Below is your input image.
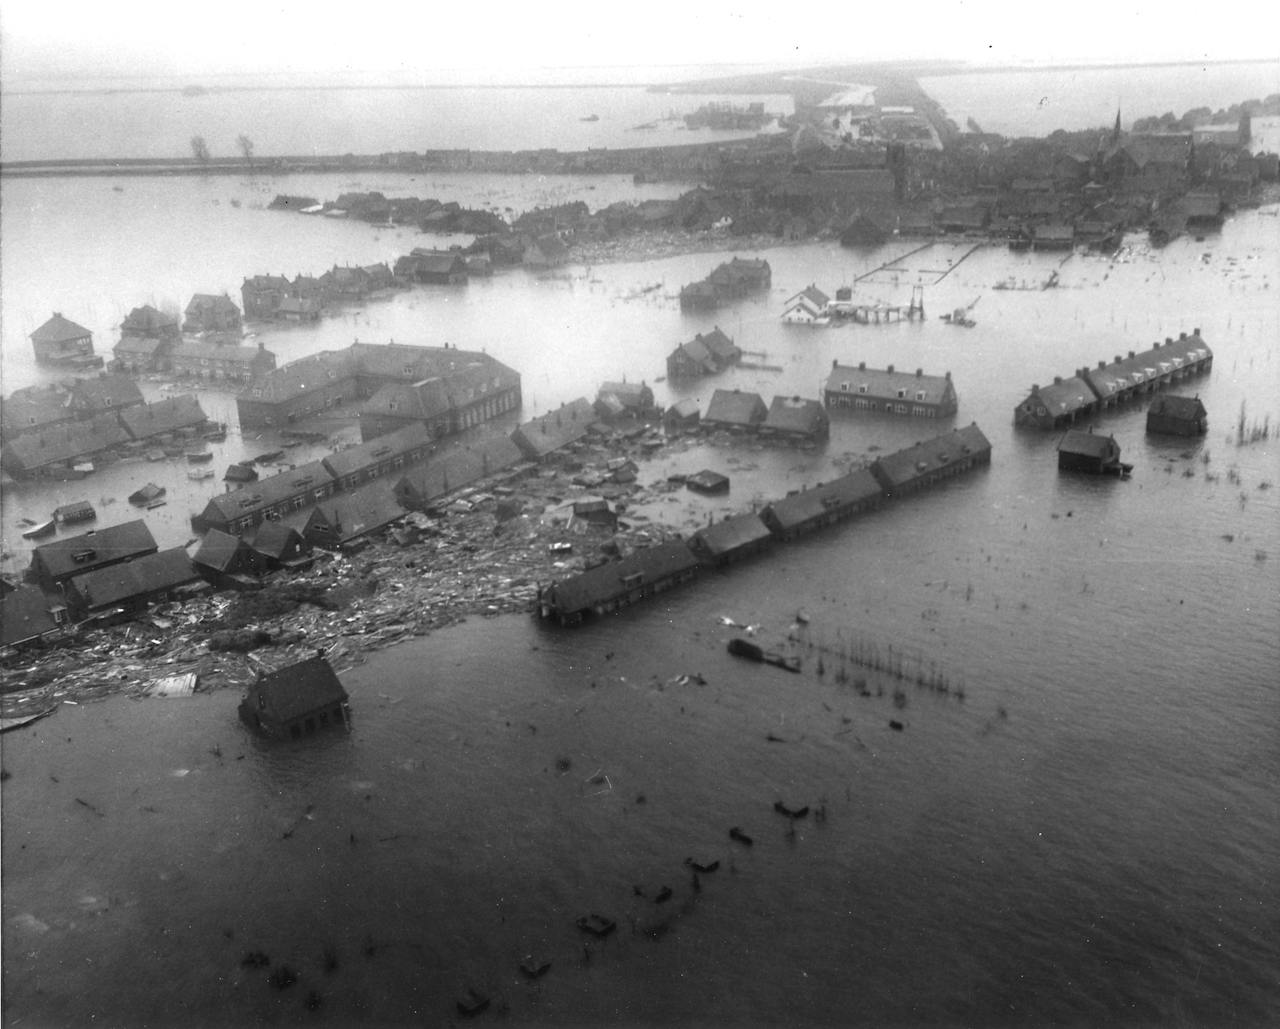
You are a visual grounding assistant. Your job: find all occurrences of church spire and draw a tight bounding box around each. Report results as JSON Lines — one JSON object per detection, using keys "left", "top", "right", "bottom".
{"left": 1112, "top": 106, "right": 1122, "bottom": 144}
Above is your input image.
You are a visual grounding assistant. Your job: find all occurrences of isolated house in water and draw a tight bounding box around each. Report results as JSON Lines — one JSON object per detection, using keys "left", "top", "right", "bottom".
{"left": 1146, "top": 394, "right": 1208, "bottom": 437}
{"left": 1057, "top": 429, "right": 1131, "bottom": 476}
{"left": 30, "top": 313, "right": 101, "bottom": 369}
{"left": 238, "top": 655, "right": 350, "bottom": 740}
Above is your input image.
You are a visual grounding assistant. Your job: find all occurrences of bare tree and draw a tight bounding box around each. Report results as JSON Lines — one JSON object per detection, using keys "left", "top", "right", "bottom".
{"left": 236, "top": 134, "right": 255, "bottom": 169}
{"left": 191, "top": 136, "right": 211, "bottom": 165}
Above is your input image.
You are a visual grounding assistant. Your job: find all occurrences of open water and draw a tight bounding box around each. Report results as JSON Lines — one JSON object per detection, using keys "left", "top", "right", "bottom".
{"left": 2, "top": 72, "right": 1280, "bottom": 1027}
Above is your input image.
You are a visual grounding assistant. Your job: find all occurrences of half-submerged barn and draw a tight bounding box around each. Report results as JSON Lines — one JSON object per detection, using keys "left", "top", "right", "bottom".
{"left": 238, "top": 655, "right": 350, "bottom": 740}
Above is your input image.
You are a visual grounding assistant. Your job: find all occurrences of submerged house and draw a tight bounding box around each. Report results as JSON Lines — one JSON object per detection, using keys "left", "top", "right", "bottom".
{"left": 1, "top": 585, "right": 64, "bottom": 651}
{"left": 870, "top": 423, "right": 993, "bottom": 497}
{"left": 1057, "top": 429, "right": 1131, "bottom": 476}
{"left": 594, "top": 382, "right": 658, "bottom": 422}
{"left": 690, "top": 512, "right": 774, "bottom": 567}
{"left": 1014, "top": 376, "right": 1099, "bottom": 429}
{"left": 703, "top": 389, "right": 767, "bottom": 433}
{"left": 30, "top": 313, "right": 101, "bottom": 369}
{"left": 183, "top": 294, "right": 243, "bottom": 334}
{"left": 536, "top": 542, "right": 700, "bottom": 626}
{"left": 63, "top": 547, "right": 202, "bottom": 620}
{"left": 824, "top": 362, "right": 958, "bottom": 419}
{"left": 1146, "top": 394, "right": 1208, "bottom": 436}
{"left": 760, "top": 468, "right": 884, "bottom": 541}
{"left": 238, "top": 655, "right": 350, "bottom": 740}
{"left": 511, "top": 399, "right": 596, "bottom": 461}
{"left": 27, "top": 520, "right": 158, "bottom": 590}
{"left": 760, "top": 396, "right": 829, "bottom": 442}
{"left": 666, "top": 327, "right": 741, "bottom": 379}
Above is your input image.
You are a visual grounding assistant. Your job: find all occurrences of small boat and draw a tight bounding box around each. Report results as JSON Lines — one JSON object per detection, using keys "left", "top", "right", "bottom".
{"left": 575, "top": 913, "right": 616, "bottom": 938}
{"left": 145, "top": 449, "right": 166, "bottom": 462}
{"left": 187, "top": 467, "right": 215, "bottom": 481}
{"left": 186, "top": 449, "right": 213, "bottom": 463}
{"left": 21, "top": 519, "right": 56, "bottom": 540}
{"left": 253, "top": 450, "right": 284, "bottom": 465}
{"left": 202, "top": 426, "right": 227, "bottom": 442}
{"left": 580, "top": 113, "right": 599, "bottom": 122}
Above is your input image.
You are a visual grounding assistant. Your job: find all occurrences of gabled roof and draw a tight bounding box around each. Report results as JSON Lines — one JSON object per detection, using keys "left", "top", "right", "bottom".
{"left": 0, "top": 585, "right": 60, "bottom": 647}
{"left": 119, "top": 395, "right": 207, "bottom": 439}
{"left": 202, "top": 460, "right": 336, "bottom": 523}
{"left": 698, "top": 327, "right": 738, "bottom": 361}
{"left": 764, "top": 468, "right": 883, "bottom": 531}
{"left": 397, "top": 437, "right": 524, "bottom": 502}
{"left": 1148, "top": 394, "right": 1207, "bottom": 419}
{"left": 786, "top": 286, "right": 830, "bottom": 309}
{"left": 3, "top": 413, "right": 130, "bottom": 470}
{"left": 825, "top": 364, "right": 952, "bottom": 405}
{"left": 1058, "top": 429, "right": 1118, "bottom": 458}
{"left": 193, "top": 529, "right": 251, "bottom": 573}
{"left": 1025, "top": 377, "right": 1096, "bottom": 417}
{"left": 704, "top": 389, "right": 767, "bottom": 427}
{"left": 245, "top": 520, "right": 306, "bottom": 561}
{"left": 250, "top": 656, "right": 348, "bottom": 723}
{"left": 121, "top": 305, "right": 179, "bottom": 334}
{"left": 304, "top": 479, "right": 405, "bottom": 545}
{"left": 69, "top": 375, "right": 144, "bottom": 411}
{"left": 670, "top": 337, "right": 717, "bottom": 374}
{"left": 1081, "top": 332, "right": 1211, "bottom": 399}
{"left": 693, "top": 513, "right": 773, "bottom": 557}
{"left": 872, "top": 424, "right": 992, "bottom": 489}
{"left": 512, "top": 399, "right": 595, "bottom": 459}
{"left": 325, "top": 422, "right": 432, "bottom": 478}
{"left": 66, "top": 547, "right": 198, "bottom": 609}
{"left": 185, "top": 294, "right": 240, "bottom": 316}
{"left": 241, "top": 350, "right": 357, "bottom": 403}
{"left": 763, "top": 396, "right": 828, "bottom": 435}
{"left": 31, "top": 520, "right": 158, "bottom": 581}
{"left": 544, "top": 542, "right": 699, "bottom": 615}
{"left": 30, "top": 313, "right": 92, "bottom": 343}
{"left": 1, "top": 385, "right": 71, "bottom": 434}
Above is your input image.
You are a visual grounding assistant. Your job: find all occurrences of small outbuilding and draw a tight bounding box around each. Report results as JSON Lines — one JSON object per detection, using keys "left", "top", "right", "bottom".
{"left": 1146, "top": 394, "right": 1207, "bottom": 436}
{"left": 238, "top": 655, "right": 350, "bottom": 740}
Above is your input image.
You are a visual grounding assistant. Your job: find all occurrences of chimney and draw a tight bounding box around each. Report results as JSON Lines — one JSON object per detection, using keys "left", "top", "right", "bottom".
{"left": 1128, "top": 350, "right": 1135, "bottom": 359}
{"left": 1098, "top": 360, "right": 1107, "bottom": 370}
{"left": 1192, "top": 327, "right": 1199, "bottom": 336}
{"left": 1031, "top": 384, "right": 1040, "bottom": 394}
{"left": 945, "top": 371, "right": 951, "bottom": 380}
{"left": 916, "top": 368, "right": 923, "bottom": 377}
{"left": 1053, "top": 376, "right": 1062, "bottom": 385}
{"left": 832, "top": 359, "right": 838, "bottom": 368}
{"left": 887, "top": 364, "right": 895, "bottom": 374}
{"left": 858, "top": 361, "right": 866, "bottom": 370}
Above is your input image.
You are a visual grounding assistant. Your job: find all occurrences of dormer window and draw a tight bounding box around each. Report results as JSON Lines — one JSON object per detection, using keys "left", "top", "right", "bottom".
{"left": 857, "top": 384, "right": 868, "bottom": 394}
{"left": 915, "top": 390, "right": 927, "bottom": 401}
{"left": 840, "top": 382, "right": 849, "bottom": 392}
{"left": 896, "top": 388, "right": 907, "bottom": 399}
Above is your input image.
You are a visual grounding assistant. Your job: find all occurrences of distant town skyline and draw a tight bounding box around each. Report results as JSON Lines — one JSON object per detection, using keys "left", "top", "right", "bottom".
{"left": 2, "top": 0, "right": 1276, "bottom": 88}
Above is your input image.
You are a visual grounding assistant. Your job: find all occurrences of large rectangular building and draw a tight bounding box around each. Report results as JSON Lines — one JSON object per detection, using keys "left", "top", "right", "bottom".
{"left": 825, "top": 362, "right": 957, "bottom": 419}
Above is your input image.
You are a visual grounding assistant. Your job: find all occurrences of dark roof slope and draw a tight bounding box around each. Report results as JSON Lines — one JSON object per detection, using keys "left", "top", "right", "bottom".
{"left": 872, "top": 424, "right": 992, "bottom": 490}
{"left": 30, "top": 313, "right": 92, "bottom": 342}
{"left": 31, "top": 520, "right": 158, "bottom": 581}
{"left": 512, "top": 398, "right": 595, "bottom": 459}
{"left": 693, "top": 513, "right": 774, "bottom": 557}
{"left": 66, "top": 547, "right": 199, "bottom": 608}
{"left": 119, "top": 395, "right": 208, "bottom": 439}
{"left": 545, "top": 543, "right": 699, "bottom": 616}
{"left": 764, "top": 468, "right": 883, "bottom": 531}
{"left": 252, "top": 656, "right": 348, "bottom": 723}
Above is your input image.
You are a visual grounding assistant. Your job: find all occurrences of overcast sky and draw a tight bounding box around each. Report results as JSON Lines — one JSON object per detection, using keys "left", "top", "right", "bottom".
{"left": 2, "top": 0, "right": 1277, "bottom": 86}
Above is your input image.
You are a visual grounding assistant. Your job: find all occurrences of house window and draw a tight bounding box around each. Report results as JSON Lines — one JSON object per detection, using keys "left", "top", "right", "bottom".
{"left": 897, "top": 388, "right": 907, "bottom": 399}
{"left": 857, "top": 384, "right": 868, "bottom": 394}
{"left": 840, "top": 382, "right": 849, "bottom": 392}
{"left": 896, "top": 403, "right": 908, "bottom": 414}
{"left": 916, "top": 390, "right": 927, "bottom": 401}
